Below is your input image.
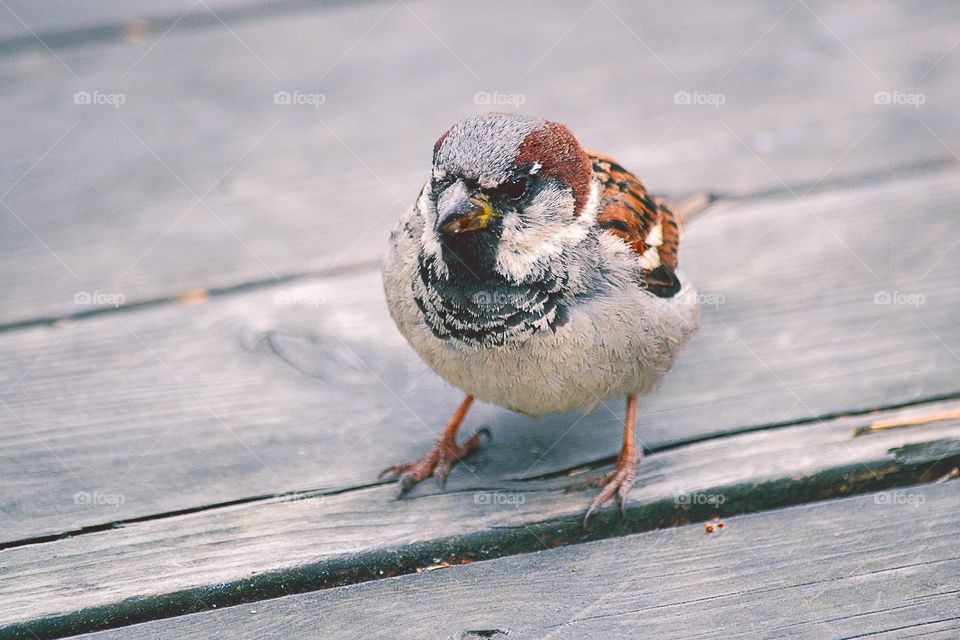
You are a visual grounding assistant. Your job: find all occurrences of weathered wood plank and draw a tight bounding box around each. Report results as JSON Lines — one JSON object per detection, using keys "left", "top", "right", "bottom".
{"left": 1, "top": 0, "right": 958, "bottom": 323}
{"left": 2, "top": 169, "right": 959, "bottom": 543}
{"left": 75, "top": 482, "right": 960, "bottom": 640}
{"left": 2, "top": 400, "right": 959, "bottom": 637}
{"left": 0, "top": 0, "right": 276, "bottom": 44}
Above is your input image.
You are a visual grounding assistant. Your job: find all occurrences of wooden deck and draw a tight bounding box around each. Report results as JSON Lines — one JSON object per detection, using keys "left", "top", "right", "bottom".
{"left": 1, "top": 1, "right": 958, "bottom": 638}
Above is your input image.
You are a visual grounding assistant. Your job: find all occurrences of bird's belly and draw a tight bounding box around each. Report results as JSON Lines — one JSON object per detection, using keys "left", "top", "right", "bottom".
{"left": 412, "top": 291, "right": 699, "bottom": 416}
{"left": 433, "top": 340, "right": 637, "bottom": 416}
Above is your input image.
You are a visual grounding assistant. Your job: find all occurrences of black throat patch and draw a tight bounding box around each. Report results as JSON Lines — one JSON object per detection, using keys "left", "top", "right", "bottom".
{"left": 414, "top": 249, "right": 568, "bottom": 347}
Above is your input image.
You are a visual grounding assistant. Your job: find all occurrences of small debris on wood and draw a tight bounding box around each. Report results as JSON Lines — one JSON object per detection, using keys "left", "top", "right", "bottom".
{"left": 176, "top": 289, "right": 210, "bottom": 305}
{"left": 934, "top": 467, "right": 960, "bottom": 483}
{"left": 705, "top": 517, "right": 725, "bottom": 534}
{"left": 416, "top": 562, "right": 454, "bottom": 573}
{"left": 853, "top": 409, "right": 960, "bottom": 436}
{"left": 122, "top": 19, "right": 150, "bottom": 44}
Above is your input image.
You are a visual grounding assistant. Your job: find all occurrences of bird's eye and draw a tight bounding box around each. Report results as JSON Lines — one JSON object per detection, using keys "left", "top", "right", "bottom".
{"left": 502, "top": 177, "right": 528, "bottom": 201}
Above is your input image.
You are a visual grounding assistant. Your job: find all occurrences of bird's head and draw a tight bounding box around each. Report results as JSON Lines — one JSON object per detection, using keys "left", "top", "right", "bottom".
{"left": 423, "top": 113, "right": 597, "bottom": 283}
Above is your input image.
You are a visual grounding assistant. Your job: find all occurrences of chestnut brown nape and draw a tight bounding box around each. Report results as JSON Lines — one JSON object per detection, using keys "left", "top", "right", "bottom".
{"left": 514, "top": 121, "right": 593, "bottom": 216}
{"left": 433, "top": 128, "right": 451, "bottom": 157}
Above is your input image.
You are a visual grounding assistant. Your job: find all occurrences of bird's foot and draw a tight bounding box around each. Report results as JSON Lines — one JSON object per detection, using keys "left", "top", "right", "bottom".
{"left": 570, "top": 453, "right": 638, "bottom": 526}
{"left": 379, "top": 428, "right": 491, "bottom": 495}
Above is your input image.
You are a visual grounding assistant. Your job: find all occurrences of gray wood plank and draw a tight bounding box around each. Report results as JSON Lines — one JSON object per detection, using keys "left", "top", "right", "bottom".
{"left": 2, "top": 168, "right": 960, "bottom": 543}
{"left": 75, "top": 482, "right": 960, "bottom": 640}
{"left": 2, "top": 401, "right": 959, "bottom": 637}
{"left": 1, "top": 0, "right": 959, "bottom": 323}
{"left": 0, "top": 0, "right": 279, "bottom": 44}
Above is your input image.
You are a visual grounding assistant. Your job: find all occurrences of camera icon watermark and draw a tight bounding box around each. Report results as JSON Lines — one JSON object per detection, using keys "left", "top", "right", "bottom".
{"left": 673, "top": 90, "right": 725, "bottom": 109}
{"left": 74, "top": 291, "right": 126, "bottom": 307}
{"left": 874, "top": 290, "right": 925, "bottom": 308}
{"left": 473, "top": 91, "right": 526, "bottom": 108}
{"left": 675, "top": 491, "right": 726, "bottom": 506}
{"left": 473, "top": 491, "right": 526, "bottom": 508}
{"left": 874, "top": 491, "right": 925, "bottom": 508}
{"left": 73, "top": 90, "right": 126, "bottom": 109}
{"left": 471, "top": 290, "right": 526, "bottom": 306}
{"left": 74, "top": 491, "right": 126, "bottom": 507}
{"left": 273, "top": 90, "right": 326, "bottom": 109}
{"left": 873, "top": 90, "right": 925, "bottom": 108}
{"left": 272, "top": 291, "right": 326, "bottom": 307}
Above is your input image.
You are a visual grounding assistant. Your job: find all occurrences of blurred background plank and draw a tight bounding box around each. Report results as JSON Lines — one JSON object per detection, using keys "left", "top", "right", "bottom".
{"left": 0, "top": 0, "right": 288, "bottom": 45}
{"left": 3, "top": 413, "right": 957, "bottom": 636}
{"left": 1, "top": 0, "right": 958, "bottom": 324}
{"left": 2, "top": 169, "right": 959, "bottom": 543}
{"left": 74, "top": 483, "right": 960, "bottom": 640}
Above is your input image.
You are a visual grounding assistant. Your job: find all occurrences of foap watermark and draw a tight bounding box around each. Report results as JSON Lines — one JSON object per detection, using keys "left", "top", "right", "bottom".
{"left": 874, "top": 290, "right": 925, "bottom": 308}
{"left": 273, "top": 291, "right": 326, "bottom": 307}
{"left": 273, "top": 90, "right": 326, "bottom": 109}
{"left": 74, "top": 90, "right": 126, "bottom": 109}
{"left": 74, "top": 491, "right": 126, "bottom": 507}
{"left": 695, "top": 292, "right": 726, "bottom": 308}
{"left": 473, "top": 91, "right": 526, "bottom": 108}
{"left": 874, "top": 90, "right": 925, "bottom": 108}
{"left": 471, "top": 290, "right": 526, "bottom": 306}
{"left": 474, "top": 491, "right": 526, "bottom": 508}
{"left": 74, "top": 291, "right": 126, "bottom": 307}
{"left": 674, "top": 90, "right": 725, "bottom": 109}
{"left": 675, "top": 491, "right": 726, "bottom": 506}
{"left": 874, "top": 491, "right": 925, "bottom": 508}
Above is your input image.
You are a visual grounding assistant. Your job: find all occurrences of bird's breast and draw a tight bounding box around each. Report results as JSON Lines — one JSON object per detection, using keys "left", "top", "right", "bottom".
{"left": 402, "top": 284, "right": 700, "bottom": 416}
{"left": 412, "top": 253, "right": 568, "bottom": 348}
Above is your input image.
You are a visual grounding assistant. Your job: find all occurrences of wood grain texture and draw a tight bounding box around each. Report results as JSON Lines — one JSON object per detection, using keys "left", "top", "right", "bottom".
{"left": 76, "top": 482, "right": 960, "bottom": 640}
{"left": 2, "top": 400, "right": 959, "bottom": 637}
{"left": 2, "top": 168, "right": 960, "bottom": 544}
{"left": 1, "top": 0, "right": 959, "bottom": 323}
{"left": 0, "top": 0, "right": 279, "bottom": 44}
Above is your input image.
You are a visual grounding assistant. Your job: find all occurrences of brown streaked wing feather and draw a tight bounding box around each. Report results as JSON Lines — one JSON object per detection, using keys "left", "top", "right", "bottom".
{"left": 588, "top": 151, "right": 682, "bottom": 297}
{"left": 589, "top": 151, "right": 659, "bottom": 255}
{"left": 654, "top": 196, "right": 681, "bottom": 270}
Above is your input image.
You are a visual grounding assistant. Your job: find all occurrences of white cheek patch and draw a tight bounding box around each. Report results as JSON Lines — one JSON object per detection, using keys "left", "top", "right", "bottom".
{"left": 638, "top": 219, "right": 663, "bottom": 271}
{"left": 495, "top": 180, "right": 600, "bottom": 283}
{"left": 579, "top": 179, "right": 601, "bottom": 225}
{"left": 645, "top": 221, "right": 663, "bottom": 248}
{"left": 416, "top": 184, "right": 449, "bottom": 279}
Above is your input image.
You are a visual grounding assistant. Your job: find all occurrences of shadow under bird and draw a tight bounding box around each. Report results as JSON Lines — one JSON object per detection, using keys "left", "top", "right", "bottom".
{"left": 381, "top": 112, "right": 700, "bottom": 523}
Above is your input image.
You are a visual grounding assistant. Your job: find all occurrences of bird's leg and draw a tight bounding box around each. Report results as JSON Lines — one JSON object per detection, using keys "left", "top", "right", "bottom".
{"left": 582, "top": 394, "right": 640, "bottom": 525}
{"left": 379, "top": 395, "right": 490, "bottom": 495}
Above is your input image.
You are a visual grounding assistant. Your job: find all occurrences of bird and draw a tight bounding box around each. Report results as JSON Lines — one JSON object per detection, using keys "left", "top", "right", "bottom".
{"left": 380, "top": 113, "right": 700, "bottom": 523}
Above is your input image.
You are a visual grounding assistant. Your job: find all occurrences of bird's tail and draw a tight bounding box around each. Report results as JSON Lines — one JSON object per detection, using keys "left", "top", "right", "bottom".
{"left": 671, "top": 192, "right": 719, "bottom": 228}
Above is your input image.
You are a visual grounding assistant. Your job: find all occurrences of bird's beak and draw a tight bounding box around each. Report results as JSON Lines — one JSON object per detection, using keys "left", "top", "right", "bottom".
{"left": 435, "top": 180, "right": 497, "bottom": 235}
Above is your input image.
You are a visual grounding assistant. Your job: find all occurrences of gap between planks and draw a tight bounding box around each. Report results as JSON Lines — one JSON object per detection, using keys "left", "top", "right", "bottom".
{"left": 0, "top": 154, "right": 952, "bottom": 336}
{"left": 3, "top": 389, "right": 960, "bottom": 554}
{"left": 2, "top": 398, "right": 959, "bottom": 638}
{"left": 74, "top": 482, "right": 960, "bottom": 640}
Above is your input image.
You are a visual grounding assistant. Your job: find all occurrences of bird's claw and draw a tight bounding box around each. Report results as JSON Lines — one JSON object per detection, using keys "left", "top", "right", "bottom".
{"left": 379, "top": 427, "right": 491, "bottom": 496}
{"left": 573, "top": 458, "right": 638, "bottom": 527}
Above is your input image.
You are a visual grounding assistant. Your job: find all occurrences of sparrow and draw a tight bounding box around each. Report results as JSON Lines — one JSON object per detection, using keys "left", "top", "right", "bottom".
{"left": 380, "top": 113, "right": 700, "bottom": 523}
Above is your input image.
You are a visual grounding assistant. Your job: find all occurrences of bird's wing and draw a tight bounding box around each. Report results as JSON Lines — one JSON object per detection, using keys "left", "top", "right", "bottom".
{"left": 588, "top": 150, "right": 682, "bottom": 298}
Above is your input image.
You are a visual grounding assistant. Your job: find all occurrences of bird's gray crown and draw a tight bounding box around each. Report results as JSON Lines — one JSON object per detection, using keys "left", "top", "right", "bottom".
{"left": 433, "top": 113, "right": 544, "bottom": 186}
